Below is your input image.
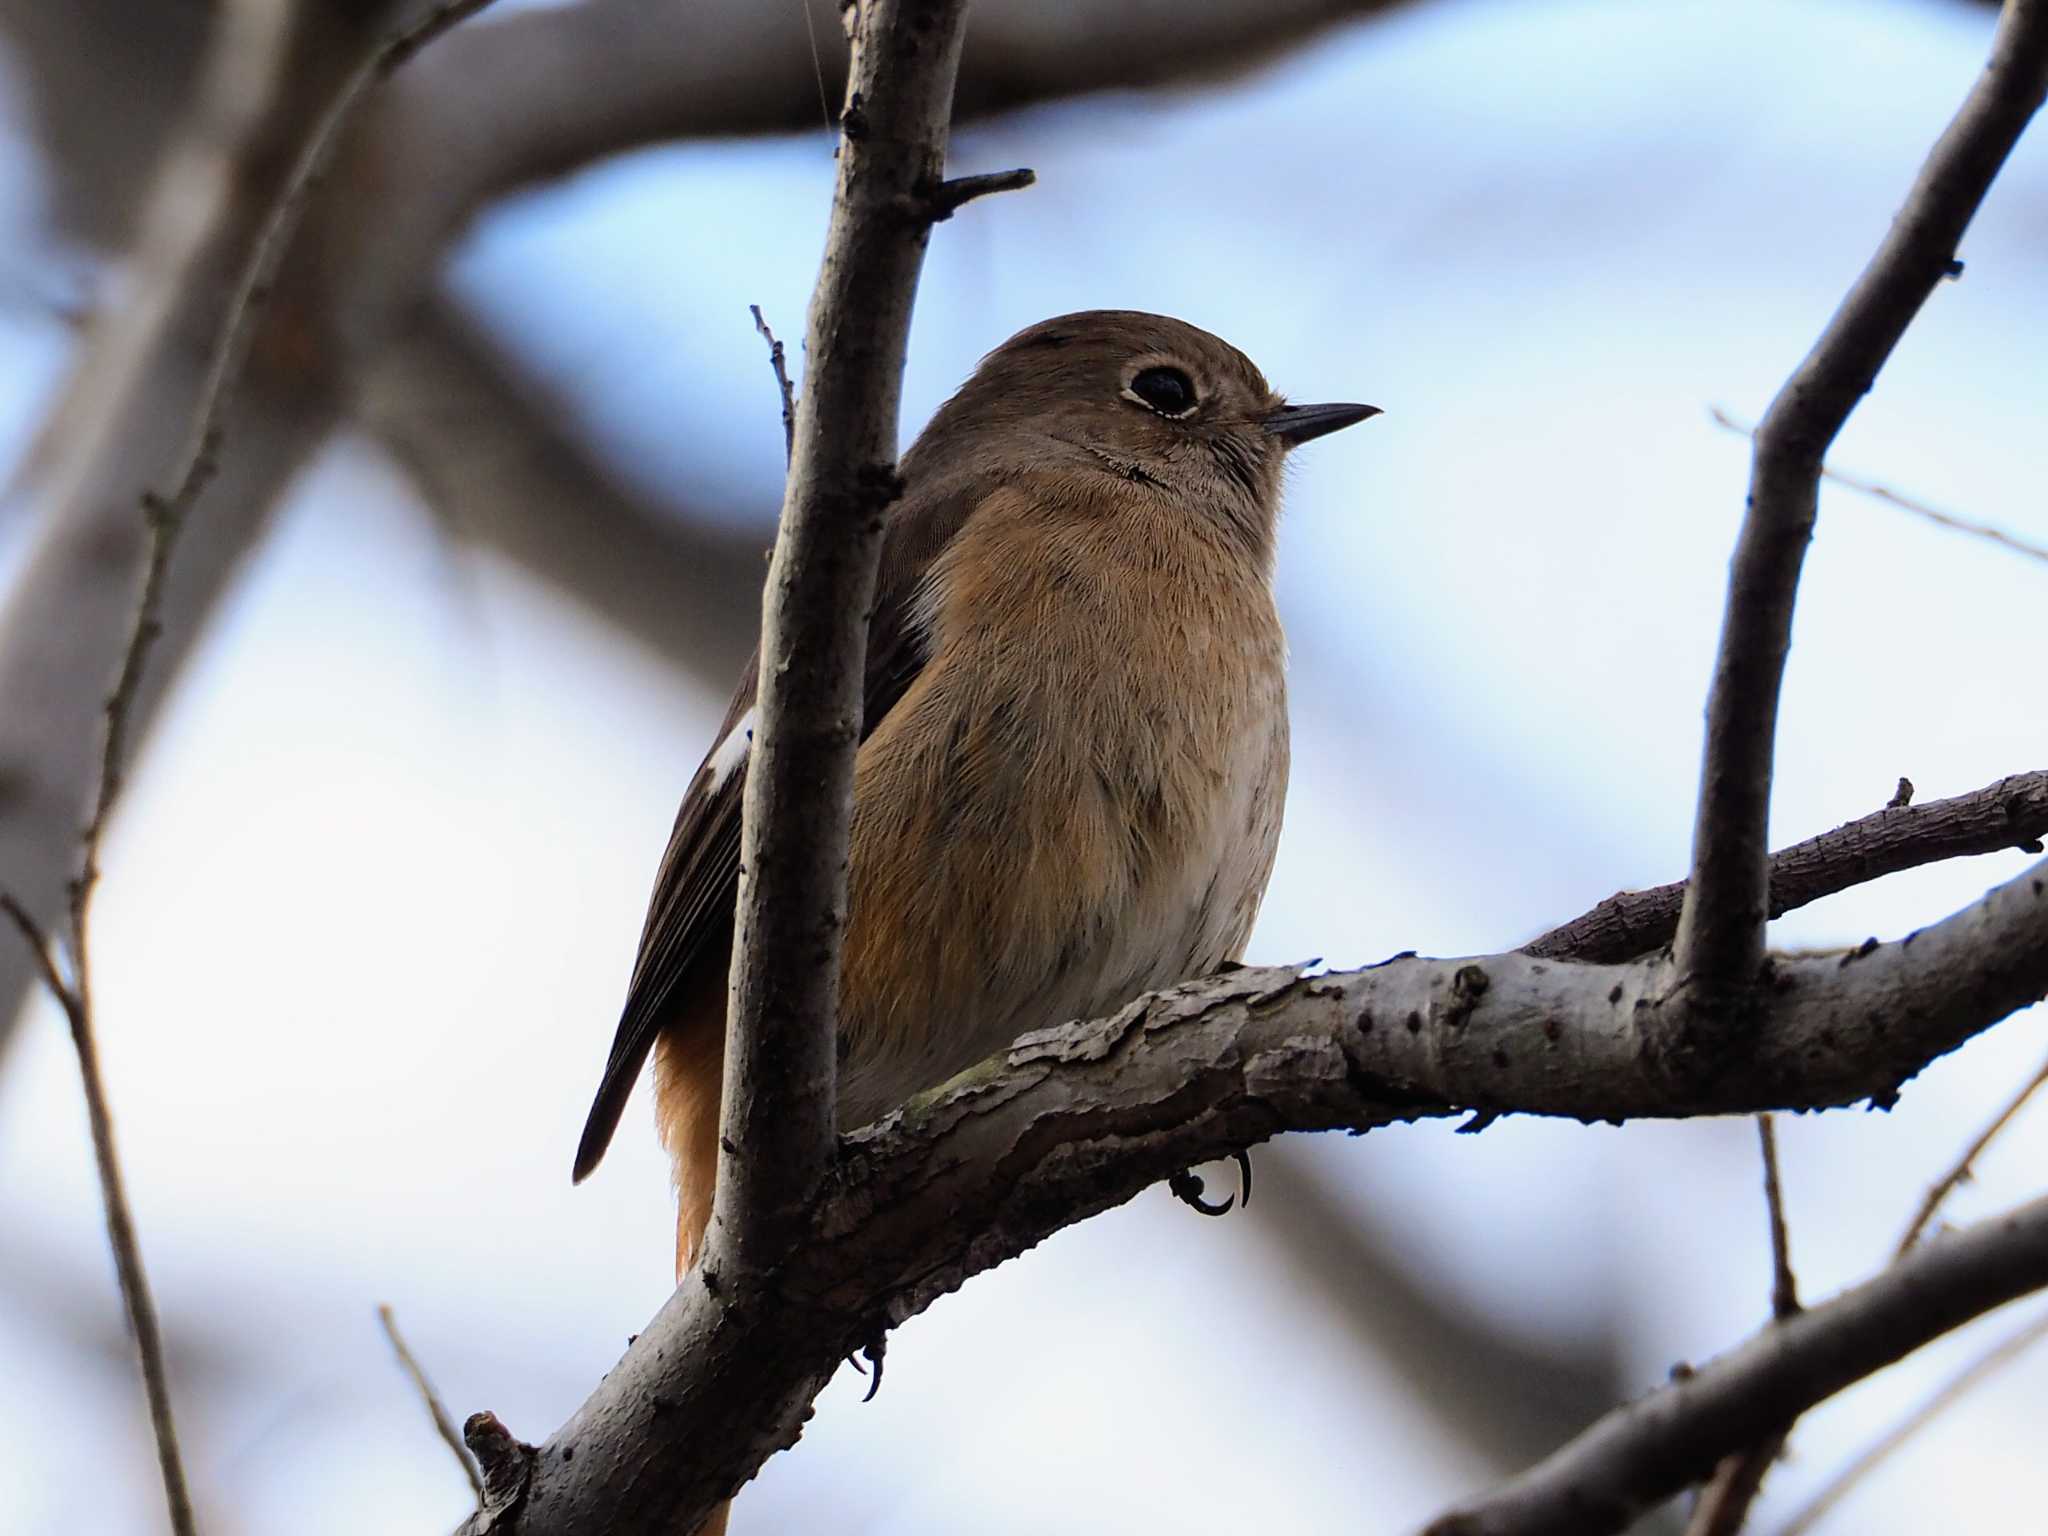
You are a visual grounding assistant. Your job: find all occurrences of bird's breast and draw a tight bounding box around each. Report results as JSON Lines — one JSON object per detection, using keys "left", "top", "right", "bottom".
{"left": 836, "top": 489, "right": 1289, "bottom": 1126}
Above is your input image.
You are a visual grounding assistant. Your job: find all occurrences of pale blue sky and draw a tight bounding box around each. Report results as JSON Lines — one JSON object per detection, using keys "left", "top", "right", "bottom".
{"left": 2, "top": 1, "right": 2045, "bottom": 1531}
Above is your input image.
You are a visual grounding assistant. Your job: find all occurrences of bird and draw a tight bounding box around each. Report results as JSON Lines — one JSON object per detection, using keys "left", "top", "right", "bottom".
{"left": 573, "top": 310, "right": 1375, "bottom": 1281}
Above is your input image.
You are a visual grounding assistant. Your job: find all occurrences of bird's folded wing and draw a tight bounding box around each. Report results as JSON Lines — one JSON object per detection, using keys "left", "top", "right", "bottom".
{"left": 571, "top": 468, "right": 997, "bottom": 1181}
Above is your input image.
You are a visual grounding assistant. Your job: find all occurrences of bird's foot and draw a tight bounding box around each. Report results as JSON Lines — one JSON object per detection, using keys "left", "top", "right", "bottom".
{"left": 1168, "top": 1150, "right": 1253, "bottom": 1216}
{"left": 846, "top": 1329, "right": 889, "bottom": 1402}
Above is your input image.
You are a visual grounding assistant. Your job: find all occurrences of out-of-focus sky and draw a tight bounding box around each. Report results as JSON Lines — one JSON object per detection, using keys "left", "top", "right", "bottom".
{"left": 1, "top": 0, "right": 2045, "bottom": 1531}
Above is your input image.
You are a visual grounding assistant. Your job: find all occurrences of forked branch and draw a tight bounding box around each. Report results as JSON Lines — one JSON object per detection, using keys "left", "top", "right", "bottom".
{"left": 1671, "top": 0, "right": 2048, "bottom": 1015}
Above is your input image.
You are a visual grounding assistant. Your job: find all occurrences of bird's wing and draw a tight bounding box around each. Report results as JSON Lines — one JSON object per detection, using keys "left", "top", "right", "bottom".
{"left": 571, "top": 469, "right": 994, "bottom": 1181}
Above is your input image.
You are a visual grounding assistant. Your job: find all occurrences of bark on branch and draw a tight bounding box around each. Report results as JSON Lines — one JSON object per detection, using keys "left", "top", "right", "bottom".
{"left": 717, "top": 0, "right": 980, "bottom": 1269}
{"left": 453, "top": 852, "right": 2048, "bottom": 1533}
{"left": 1527, "top": 769, "right": 2048, "bottom": 963}
{"left": 1671, "top": 0, "right": 2048, "bottom": 1016}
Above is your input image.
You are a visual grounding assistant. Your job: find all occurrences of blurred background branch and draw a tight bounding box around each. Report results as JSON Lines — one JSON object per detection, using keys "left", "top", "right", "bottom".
{"left": 0, "top": 0, "right": 2042, "bottom": 1531}
{"left": 0, "top": 0, "right": 1427, "bottom": 1069}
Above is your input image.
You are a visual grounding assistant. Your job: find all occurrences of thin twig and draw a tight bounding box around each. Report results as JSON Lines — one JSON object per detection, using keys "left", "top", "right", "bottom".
{"left": 1670, "top": 0, "right": 2048, "bottom": 1011}
{"left": 925, "top": 166, "right": 1036, "bottom": 220}
{"left": 378, "top": 1304, "right": 484, "bottom": 1502}
{"left": 1, "top": 892, "right": 72, "bottom": 1007}
{"left": 78, "top": 0, "right": 506, "bottom": 917}
{"left": 2, "top": 899, "right": 194, "bottom": 1534}
{"left": 1684, "top": 1116, "right": 1802, "bottom": 1536}
{"left": 1898, "top": 1051, "right": 2048, "bottom": 1257}
{"left": 27, "top": 5, "right": 509, "bottom": 1534}
{"left": 1774, "top": 1305, "right": 2048, "bottom": 1536}
{"left": 1760, "top": 1115, "right": 1800, "bottom": 1322}
{"left": 1710, "top": 406, "right": 2048, "bottom": 566}
{"left": 1524, "top": 769, "right": 2048, "bottom": 963}
{"left": 749, "top": 303, "right": 797, "bottom": 464}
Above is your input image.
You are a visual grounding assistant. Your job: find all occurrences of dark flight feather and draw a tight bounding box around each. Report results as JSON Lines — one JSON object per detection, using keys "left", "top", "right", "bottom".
{"left": 571, "top": 464, "right": 999, "bottom": 1181}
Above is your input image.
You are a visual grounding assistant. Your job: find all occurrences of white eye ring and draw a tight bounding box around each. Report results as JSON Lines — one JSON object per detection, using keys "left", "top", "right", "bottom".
{"left": 1123, "top": 365, "right": 1199, "bottom": 419}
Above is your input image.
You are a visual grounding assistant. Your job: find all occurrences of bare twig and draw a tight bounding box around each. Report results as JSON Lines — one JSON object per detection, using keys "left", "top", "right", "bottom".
{"left": 925, "top": 166, "right": 1036, "bottom": 219}
{"left": 749, "top": 303, "right": 797, "bottom": 464}
{"left": 1775, "top": 1305, "right": 2048, "bottom": 1536}
{"left": 1670, "top": 0, "right": 2048, "bottom": 1015}
{"left": 378, "top": 1304, "right": 484, "bottom": 1502}
{"left": 1525, "top": 769, "right": 2048, "bottom": 964}
{"left": 1760, "top": 1115, "right": 1800, "bottom": 1322}
{"left": 1710, "top": 406, "right": 2048, "bottom": 566}
{"left": 79, "top": 0, "right": 507, "bottom": 913}
{"left": 1898, "top": 1050, "right": 2048, "bottom": 1256}
{"left": 5, "top": 6, "right": 509, "bottom": 1534}
{"left": 1422, "top": 1190, "right": 2048, "bottom": 1536}
{"left": 1, "top": 897, "right": 194, "bottom": 1535}
{"left": 1, "top": 893, "right": 70, "bottom": 1004}
{"left": 717, "top": 0, "right": 976, "bottom": 1270}
{"left": 1684, "top": 1115, "right": 1802, "bottom": 1536}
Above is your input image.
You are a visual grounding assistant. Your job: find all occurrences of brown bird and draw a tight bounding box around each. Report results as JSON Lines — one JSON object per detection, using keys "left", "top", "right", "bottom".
{"left": 574, "top": 309, "right": 1375, "bottom": 1279}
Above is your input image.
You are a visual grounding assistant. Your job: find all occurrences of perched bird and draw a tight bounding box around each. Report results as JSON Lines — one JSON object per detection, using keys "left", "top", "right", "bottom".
{"left": 574, "top": 311, "right": 1375, "bottom": 1282}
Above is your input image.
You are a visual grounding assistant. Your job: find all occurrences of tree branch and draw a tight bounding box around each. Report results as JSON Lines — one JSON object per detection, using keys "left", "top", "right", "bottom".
{"left": 359, "top": 296, "right": 764, "bottom": 691}
{"left": 716, "top": 0, "right": 984, "bottom": 1271}
{"left": 76, "top": 0, "right": 511, "bottom": 925}
{"left": 1420, "top": 1191, "right": 2048, "bottom": 1536}
{"left": 380, "top": 1304, "right": 485, "bottom": 1504}
{"left": 1671, "top": 0, "right": 2048, "bottom": 1017}
{"left": 0, "top": 884, "right": 196, "bottom": 1536}
{"left": 748, "top": 304, "right": 797, "bottom": 466}
{"left": 1775, "top": 1304, "right": 2048, "bottom": 1536}
{"left": 453, "top": 852, "right": 2048, "bottom": 1534}
{"left": 1, "top": 3, "right": 508, "bottom": 1529}
{"left": 0, "top": 0, "right": 1427, "bottom": 1066}
{"left": 399, "top": 0, "right": 1410, "bottom": 214}
{"left": 1251, "top": 1146, "right": 1629, "bottom": 1475}
{"left": 1526, "top": 769, "right": 2048, "bottom": 963}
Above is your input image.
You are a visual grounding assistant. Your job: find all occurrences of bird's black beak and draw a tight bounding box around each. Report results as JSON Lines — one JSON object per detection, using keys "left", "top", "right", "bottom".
{"left": 1262, "top": 401, "right": 1381, "bottom": 446}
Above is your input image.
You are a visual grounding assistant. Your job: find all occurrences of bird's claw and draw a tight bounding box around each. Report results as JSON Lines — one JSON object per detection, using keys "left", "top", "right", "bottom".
{"left": 1169, "top": 1151, "right": 1253, "bottom": 1217}
{"left": 851, "top": 1331, "right": 886, "bottom": 1402}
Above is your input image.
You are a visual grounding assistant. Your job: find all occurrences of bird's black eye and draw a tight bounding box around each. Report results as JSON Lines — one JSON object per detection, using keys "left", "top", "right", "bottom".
{"left": 1128, "top": 366, "right": 1197, "bottom": 418}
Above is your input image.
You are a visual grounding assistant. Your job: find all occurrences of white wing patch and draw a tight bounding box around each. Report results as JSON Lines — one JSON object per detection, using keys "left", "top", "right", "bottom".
{"left": 704, "top": 706, "right": 756, "bottom": 793}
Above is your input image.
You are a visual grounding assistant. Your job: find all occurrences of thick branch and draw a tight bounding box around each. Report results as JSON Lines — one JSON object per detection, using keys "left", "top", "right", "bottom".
{"left": 1420, "top": 1191, "right": 2048, "bottom": 1536}
{"left": 360, "top": 296, "right": 763, "bottom": 690}
{"left": 716, "top": 0, "right": 976, "bottom": 1268}
{"left": 1251, "top": 1147, "right": 1627, "bottom": 1473}
{"left": 1526, "top": 769, "right": 2048, "bottom": 962}
{"left": 401, "top": 0, "right": 1409, "bottom": 212}
{"left": 456, "top": 857, "right": 2048, "bottom": 1534}
{"left": 1672, "top": 0, "right": 2048, "bottom": 1006}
